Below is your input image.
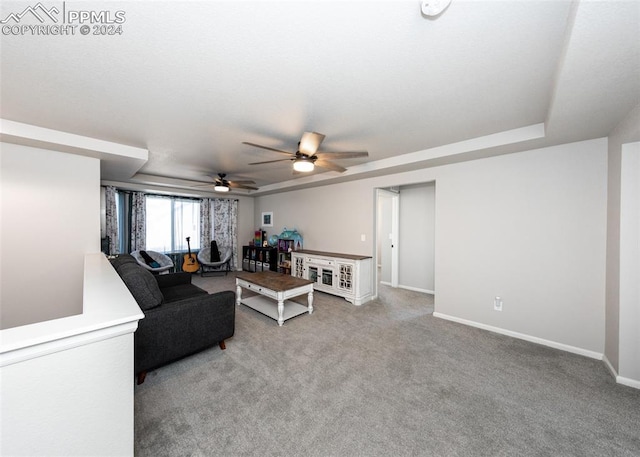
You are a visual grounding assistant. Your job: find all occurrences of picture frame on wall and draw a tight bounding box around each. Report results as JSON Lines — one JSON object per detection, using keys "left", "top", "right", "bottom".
{"left": 262, "top": 211, "right": 273, "bottom": 227}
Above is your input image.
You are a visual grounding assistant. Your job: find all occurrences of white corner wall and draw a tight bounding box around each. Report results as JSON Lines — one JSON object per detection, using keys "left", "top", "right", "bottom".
{"left": 618, "top": 142, "right": 640, "bottom": 385}
{"left": 605, "top": 103, "right": 640, "bottom": 378}
{"left": 1, "top": 143, "right": 100, "bottom": 329}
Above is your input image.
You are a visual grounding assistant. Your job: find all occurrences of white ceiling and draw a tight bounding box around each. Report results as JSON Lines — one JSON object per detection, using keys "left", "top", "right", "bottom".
{"left": 1, "top": 0, "right": 639, "bottom": 195}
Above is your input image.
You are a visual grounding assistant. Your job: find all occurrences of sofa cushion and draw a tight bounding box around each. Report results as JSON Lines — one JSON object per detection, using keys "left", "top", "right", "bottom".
{"left": 161, "top": 284, "right": 208, "bottom": 303}
{"left": 155, "top": 272, "right": 192, "bottom": 289}
{"left": 118, "top": 263, "right": 164, "bottom": 310}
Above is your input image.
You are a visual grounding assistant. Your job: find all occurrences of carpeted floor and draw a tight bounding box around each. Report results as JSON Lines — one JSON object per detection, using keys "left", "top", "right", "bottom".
{"left": 134, "top": 272, "right": 640, "bottom": 456}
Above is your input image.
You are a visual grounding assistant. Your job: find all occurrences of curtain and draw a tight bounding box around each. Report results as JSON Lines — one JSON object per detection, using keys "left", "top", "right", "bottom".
{"left": 200, "top": 198, "right": 212, "bottom": 251}
{"left": 130, "top": 192, "right": 146, "bottom": 251}
{"left": 104, "top": 186, "right": 119, "bottom": 254}
{"left": 213, "top": 199, "right": 238, "bottom": 269}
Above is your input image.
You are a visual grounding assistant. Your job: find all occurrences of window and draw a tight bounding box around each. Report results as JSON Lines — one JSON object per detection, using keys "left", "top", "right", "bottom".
{"left": 146, "top": 196, "right": 200, "bottom": 252}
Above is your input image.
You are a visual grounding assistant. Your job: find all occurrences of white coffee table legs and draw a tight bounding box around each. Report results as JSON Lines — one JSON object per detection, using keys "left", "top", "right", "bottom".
{"left": 277, "top": 290, "right": 313, "bottom": 326}
{"left": 277, "top": 297, "right": 285, "bottom": 326}
{"left": 236, "top": 284, "right": 242, "bottom": 307}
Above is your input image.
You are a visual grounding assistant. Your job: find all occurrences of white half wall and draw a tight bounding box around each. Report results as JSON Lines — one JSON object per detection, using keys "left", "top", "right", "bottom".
{"left": 1, "top": 334, "right": 134, "bottom": 456}
{"left": 0, "top": 143, "right": 100, "bottom": 329}
{"left": 254, "top": 138, "right": 607, "bottom": 355}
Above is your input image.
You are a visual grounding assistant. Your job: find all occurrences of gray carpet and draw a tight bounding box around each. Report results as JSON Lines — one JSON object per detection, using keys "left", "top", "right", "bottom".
{"left": 135, "top": 272, "right": 640, "bottom": 456}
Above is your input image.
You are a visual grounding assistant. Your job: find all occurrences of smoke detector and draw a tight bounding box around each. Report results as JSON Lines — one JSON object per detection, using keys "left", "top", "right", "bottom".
{"left": 421, "top": 0, "right": 451, "bottom": 17}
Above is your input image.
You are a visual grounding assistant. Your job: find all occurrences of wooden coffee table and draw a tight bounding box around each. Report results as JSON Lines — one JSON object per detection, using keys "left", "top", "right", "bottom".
{"left": 236, "top": 271, "right": 314, "bottom": 326}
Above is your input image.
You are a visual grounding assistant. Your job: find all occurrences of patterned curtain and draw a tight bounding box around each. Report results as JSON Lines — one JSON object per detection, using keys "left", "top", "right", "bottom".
{"left": 213, "top": 199, "right": 238, "bottom": 270}
{"left": 200, "top": 198, "right": 212, "bottom": 251}
{"left": 130, "top": 192, "right": 146, "bottom": 251}
{"left": 104, "top": 186, "right": 119, "bottom": 254}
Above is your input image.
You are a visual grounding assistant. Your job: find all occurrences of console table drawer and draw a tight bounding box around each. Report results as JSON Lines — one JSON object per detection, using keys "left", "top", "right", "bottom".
{"left": 236, "top": 279, "right": 278, "bottom": 299}
{"left": 305, "top": 257, "right": 334, "bottom": 266}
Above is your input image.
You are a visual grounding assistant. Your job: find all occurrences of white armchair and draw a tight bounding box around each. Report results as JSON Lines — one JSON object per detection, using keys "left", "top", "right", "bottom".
{"left": 131, "top": 250, "right": 174, "bottom": 274}
{"left": 197, "top": 246, "right": 232, "bottom": 276}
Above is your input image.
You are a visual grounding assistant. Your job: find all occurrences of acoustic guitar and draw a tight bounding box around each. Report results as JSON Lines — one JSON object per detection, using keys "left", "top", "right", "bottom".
{"left": 182, "top": 236, "right": 200, "bottom": 273}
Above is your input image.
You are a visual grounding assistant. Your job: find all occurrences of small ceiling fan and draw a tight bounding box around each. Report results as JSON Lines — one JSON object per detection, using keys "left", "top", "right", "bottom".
{"left": 244, "top": 131, "right": 368, "bottom": 173}
{"left": 196, "top": 173, "right": 258, "bottom": 192}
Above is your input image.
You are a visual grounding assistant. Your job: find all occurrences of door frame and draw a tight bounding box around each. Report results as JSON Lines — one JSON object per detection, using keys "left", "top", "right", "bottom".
{"left": 375, "top": 188, "right": 400, "bottom": 290}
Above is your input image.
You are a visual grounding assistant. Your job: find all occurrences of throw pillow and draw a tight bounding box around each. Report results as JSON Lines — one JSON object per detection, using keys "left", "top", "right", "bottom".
{"left": 118, "top": 263, "right": 164, "bottom": 310}
{"left": 140, "top": 250, "right": 161, "bottom": 268}
{"left": 210, "top": 241, "right": 221, "bottom": 262}
{"left": 109, "top": 254, "right": 138, "bottom": 272}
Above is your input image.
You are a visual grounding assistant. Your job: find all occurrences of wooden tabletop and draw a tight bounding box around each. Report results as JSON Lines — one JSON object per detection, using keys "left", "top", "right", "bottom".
{"left": 294, "top": 249, "right": 372, "bottom": 260}
{"left": 236, "top": 270, "right": 313, "bottom": 292}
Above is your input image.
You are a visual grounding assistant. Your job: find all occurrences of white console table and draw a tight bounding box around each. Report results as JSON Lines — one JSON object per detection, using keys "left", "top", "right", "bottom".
{"left": 291, "top": 250, "right": 372, "bottom": 306}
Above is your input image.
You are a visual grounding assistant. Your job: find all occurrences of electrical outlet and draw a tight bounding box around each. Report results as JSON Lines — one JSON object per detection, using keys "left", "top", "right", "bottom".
{"left": 361, "top": 234, "right": 366, "bottom": 242}
{"left": 494, "top": 297, "right": 503, "bottom": 311}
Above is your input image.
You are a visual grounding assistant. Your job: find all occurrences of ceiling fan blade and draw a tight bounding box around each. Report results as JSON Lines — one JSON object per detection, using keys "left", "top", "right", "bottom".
{"left": 228, "top": 179, "right": 256, "bottom": 185}
{"left": 299, "top": 132, "right": 325, "bottom": 155}
{"left": 242, "top": 142, "right": 294, "bottom": 155}
{"left": 228, "top": 182, "right": 258, "bottom": 190}
{"left": 248, "top": 158, "right": 292, "bottom": 165}
{"left": 314, "top": 151, "right": 369, "bottom": 159}
{"left": 314, "top": 159, "right": 346, "bottom": 173}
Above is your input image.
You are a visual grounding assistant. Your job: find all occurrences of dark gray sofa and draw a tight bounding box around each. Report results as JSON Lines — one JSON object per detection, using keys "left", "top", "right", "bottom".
{"left": 110, "top": 254, "right": 235, "bottom": 384}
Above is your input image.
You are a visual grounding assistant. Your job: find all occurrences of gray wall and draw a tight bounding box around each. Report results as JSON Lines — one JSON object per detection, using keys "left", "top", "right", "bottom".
{"left": 1, "top": 143, "right": 100, "bottom": 329}
{"left": 254, "top": 137, "right": 607, "bottom": 355}
{"left": 399, "top": 182, "right": 435, "bottom": 293}
{"left": 435, "top": 139, "right": 606, "bottom": 353}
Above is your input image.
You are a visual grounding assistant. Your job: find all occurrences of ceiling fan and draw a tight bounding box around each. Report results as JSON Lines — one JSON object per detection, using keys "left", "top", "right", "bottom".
{"left": 196, "top": 173, "right": 258, "bottom": 192}
{"left": 243, "top": 131, "right": 368, "bottom": 173}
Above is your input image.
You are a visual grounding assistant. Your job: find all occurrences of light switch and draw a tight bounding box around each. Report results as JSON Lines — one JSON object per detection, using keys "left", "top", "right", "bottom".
{"left": 361, "top": 234, "right": 366, "bottom": 242}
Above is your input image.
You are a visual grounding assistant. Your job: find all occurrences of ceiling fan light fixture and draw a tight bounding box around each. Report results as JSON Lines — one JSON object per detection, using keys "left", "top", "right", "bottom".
{"left": 214, "top": 183, "right": 230, "bottom": 192}
{"left": 293, "top": 158, "right": 315, "bottom": 172}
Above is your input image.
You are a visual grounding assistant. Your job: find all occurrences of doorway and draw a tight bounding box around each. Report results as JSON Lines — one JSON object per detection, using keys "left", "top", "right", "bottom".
{"left": 375, "top": 182, "right": 436, "bottom": 298}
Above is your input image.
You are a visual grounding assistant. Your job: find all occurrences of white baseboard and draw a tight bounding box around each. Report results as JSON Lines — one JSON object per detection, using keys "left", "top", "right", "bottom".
{"left": 602, "top": 355, "right": 640, "bottom": 389}
{"left": 432, "top": 312, "right": 603, "bottom": 360}
{"left": 379, "top": 282, "right": 434, "bottom": 295}
{"left": 617, "top": 376, "right": 640, "bottom": 389}
{"left": 398, "top": 284, "right": 434, "bottom": 295}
